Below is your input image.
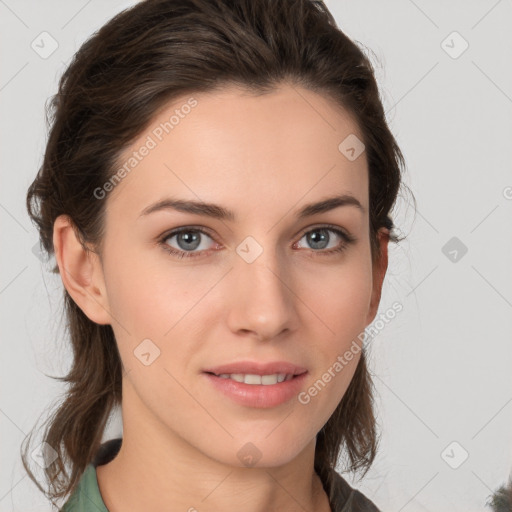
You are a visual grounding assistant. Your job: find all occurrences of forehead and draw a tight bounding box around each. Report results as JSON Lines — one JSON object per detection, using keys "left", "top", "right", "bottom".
{"left": 105, "top": 83, "right": 368, "bottom": 222}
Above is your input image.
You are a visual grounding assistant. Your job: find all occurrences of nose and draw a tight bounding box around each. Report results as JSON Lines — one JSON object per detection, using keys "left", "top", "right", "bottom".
{"left": 226, "top": 247, "right": 298, "bottom": 341}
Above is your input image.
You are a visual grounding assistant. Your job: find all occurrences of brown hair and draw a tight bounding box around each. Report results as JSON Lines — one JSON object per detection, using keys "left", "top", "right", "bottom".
{"left": 23, "top": 0, "right": 412, "bottom": 506}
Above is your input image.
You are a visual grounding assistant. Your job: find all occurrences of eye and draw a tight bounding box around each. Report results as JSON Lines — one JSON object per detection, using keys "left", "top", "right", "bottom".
{"left": 294, "top": 225, "right": 356, "bottom": 256}
{"left": 158, "top": 224, "right": 356, "bottom": 260}
{"left": 159, "top": 227, "right": 218, "bottom": 259}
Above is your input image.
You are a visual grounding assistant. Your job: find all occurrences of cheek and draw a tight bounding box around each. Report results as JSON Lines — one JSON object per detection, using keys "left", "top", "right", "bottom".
{"left": 297, "top": 259, "right": 372, "bottom": 410}
{"left": 103, "top": 244, "right": 208, "bottom": 333}
{"left": 303, "top": 257, "right": 373, "bottom": 343}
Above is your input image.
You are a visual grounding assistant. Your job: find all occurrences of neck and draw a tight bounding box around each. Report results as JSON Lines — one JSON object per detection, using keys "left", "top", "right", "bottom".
{"left": 95, "top": 381, "right": 332, "bottom": 512}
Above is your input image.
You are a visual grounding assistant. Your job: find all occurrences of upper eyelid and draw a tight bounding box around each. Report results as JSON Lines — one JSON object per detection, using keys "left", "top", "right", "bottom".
{"left": 161, "top": 225, "right": 216, "bottom": 241}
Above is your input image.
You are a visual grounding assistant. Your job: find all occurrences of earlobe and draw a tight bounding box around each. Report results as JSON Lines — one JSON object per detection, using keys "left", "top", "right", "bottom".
{"left": 366, "top": 228, "right": 390, "bottom": 325}
{"left": 52, "top": 214, "right": 111, "bottom": 325}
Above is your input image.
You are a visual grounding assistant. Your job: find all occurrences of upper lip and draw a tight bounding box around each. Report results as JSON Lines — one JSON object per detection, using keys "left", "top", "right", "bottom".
{"left": 203, "top": 361, "right": 308, "bottom": 376}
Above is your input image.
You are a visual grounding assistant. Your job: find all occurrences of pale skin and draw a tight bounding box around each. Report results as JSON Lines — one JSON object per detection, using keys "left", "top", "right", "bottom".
{"left": 53, "top": 83, "right": 389, "bottom": 512}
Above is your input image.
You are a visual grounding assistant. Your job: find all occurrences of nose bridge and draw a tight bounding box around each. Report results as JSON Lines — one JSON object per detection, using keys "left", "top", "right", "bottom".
{"left": 228, "top": 234, "right": 296, "bottom": 338}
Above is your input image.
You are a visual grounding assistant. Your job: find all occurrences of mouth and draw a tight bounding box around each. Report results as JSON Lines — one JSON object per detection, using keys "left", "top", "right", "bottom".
{"left": 202, "top": 360, "right": 308, "bottom": 381}
{"left": 203, "top": 371, "right": 305, "bottom": 385}
{"left": 202, "top": 369, "right": 309, "bottom": 408}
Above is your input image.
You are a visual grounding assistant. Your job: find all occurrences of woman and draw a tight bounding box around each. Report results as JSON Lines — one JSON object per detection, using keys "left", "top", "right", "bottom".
{"left": 23, "top": 0, "right": 410, "bottom": 510}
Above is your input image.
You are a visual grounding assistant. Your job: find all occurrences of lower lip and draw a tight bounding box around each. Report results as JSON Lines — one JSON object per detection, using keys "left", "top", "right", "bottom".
{"left": 203, "top": 372, "right": 308, "bottom": 408}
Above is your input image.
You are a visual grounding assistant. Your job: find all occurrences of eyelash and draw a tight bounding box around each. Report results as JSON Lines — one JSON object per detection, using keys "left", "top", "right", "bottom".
{"left": 158, "top": 224, "right": 356, "bottom": 260}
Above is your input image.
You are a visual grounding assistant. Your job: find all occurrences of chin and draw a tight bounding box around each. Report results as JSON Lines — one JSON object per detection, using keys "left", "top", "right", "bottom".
{"left": 230, "top": 435, "right": 312, "bottom": 469}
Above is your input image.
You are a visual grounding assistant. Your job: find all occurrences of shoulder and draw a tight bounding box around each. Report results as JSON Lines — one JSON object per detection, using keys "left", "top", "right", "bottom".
{"left": 327, "top": 469, "right": 381, "bottom": 512}
{"left": 59, "top": 438, "right": 122, "bottom": 512}
{"left": 59, "top": 464, "right": 107, "bottom": 512}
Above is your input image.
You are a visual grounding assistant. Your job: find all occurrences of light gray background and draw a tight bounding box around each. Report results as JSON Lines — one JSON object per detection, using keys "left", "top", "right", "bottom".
{"left": 1, "top": 1, "right": 511, "bottom": 511}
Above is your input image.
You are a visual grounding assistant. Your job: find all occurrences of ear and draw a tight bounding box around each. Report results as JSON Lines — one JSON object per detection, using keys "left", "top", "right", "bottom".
{"left": 52, "top": 214, "right": 112, "bottom": 325}
{"left": 366, "top": 228, "right": 390, "bottom": 325}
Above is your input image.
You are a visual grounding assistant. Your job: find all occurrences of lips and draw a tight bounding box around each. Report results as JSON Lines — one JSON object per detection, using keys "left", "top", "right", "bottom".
{"left": 202, "top": 360, "right": 308, "bottom": 377}
{"left": 203, "top": 368, "right": 309, "bottom": 408}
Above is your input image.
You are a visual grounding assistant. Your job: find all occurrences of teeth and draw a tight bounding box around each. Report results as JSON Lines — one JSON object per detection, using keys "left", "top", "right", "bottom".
{"left": 216, "top": 373, "right": 293, "bottom": 385}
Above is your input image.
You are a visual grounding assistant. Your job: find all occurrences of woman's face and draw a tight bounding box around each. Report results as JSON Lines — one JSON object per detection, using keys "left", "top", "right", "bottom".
{"left": 91, "top": 83, "right": 387, "bottom": 467}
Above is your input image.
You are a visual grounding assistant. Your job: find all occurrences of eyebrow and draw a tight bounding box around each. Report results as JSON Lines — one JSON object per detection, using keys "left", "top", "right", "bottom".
{"left": 138, "top": 193, "right": 365, "bottom": 221}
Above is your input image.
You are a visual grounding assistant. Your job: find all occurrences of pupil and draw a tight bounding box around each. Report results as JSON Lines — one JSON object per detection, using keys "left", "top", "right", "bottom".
{"left": 179, "top": 231, "right": 200, "bottom": 250}
{"left": 309, "top": 229, "right": 328, "bottom": 249}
